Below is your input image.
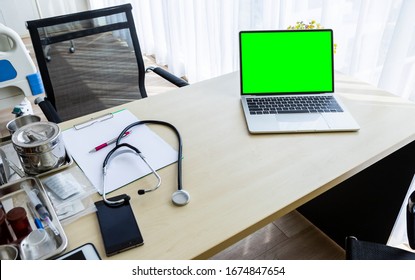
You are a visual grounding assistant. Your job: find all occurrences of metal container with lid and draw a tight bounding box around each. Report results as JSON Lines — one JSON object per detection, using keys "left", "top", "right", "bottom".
{"left": 11, "top": 122, "right": 66, "bottom": 175}
{"left": 6, "top": 114, "right": 41, "bottom": 135}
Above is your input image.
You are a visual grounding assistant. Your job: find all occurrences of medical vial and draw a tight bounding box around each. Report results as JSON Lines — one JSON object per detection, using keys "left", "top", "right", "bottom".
{"left": 0, "top": 208, "right": 12, "bottom": 244}
{"left": 6, "top": 207, "right": 32, "bottom": 239}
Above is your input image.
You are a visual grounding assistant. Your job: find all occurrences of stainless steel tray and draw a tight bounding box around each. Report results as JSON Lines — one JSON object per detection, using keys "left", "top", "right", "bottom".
{"left": 0, "top": 177, "right": 68, "bottom": 259}
{"left": 0, "top": 140, "right": 73, "bottom": 184}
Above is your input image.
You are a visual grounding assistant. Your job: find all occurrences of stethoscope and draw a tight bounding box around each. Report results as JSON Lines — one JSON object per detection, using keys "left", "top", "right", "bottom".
{"left": 101, "top": 120, "right": 190, "bottom": 207}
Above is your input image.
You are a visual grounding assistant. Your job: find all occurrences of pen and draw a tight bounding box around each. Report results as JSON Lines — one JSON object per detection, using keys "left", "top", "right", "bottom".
{"left": 89, "top": 130, "right": 132, "bottom": 153}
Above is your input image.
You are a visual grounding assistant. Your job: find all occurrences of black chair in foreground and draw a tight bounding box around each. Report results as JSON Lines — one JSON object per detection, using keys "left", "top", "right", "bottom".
{"left": 345, "top": 236, "right": 415, "bottom": 260}
{"left": 345, "top": 190, "right": 415, "bottom": 260}
{"left": 26, "top": 3, "right": 188, "bottom": 123}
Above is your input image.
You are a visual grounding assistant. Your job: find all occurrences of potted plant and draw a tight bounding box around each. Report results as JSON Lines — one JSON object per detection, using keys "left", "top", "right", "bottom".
{"left": 287, "top": 20, "right": 337, "bottom": 53}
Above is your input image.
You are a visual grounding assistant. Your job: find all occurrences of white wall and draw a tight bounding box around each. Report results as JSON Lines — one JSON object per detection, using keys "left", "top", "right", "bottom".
{"left": 0, "top": 0, "right": 88, "bottom": 37}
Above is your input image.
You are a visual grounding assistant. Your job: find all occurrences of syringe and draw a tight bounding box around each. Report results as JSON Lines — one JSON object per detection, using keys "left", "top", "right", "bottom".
{"left": 22, "top": 183, "right": 59, "bottom": 236}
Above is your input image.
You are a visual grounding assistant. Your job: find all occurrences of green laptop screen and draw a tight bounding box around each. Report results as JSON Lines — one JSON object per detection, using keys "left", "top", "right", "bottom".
{"left": 239, "top": 30, "right": 334, "bottom": 94}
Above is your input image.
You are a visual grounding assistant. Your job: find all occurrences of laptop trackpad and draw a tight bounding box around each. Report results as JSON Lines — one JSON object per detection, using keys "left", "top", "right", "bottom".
{"left": 275, "top": 114, "right": 328, "bottom": 131}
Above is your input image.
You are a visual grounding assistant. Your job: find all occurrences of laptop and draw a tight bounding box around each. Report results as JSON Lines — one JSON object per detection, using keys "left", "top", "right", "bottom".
{"left": 239, "top": 29, "right": 360, "bottom": 134}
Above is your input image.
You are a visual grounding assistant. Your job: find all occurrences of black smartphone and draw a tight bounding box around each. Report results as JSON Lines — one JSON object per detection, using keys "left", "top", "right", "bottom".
{"left": 95, "top": 195, "right": 144, "bottom": 257}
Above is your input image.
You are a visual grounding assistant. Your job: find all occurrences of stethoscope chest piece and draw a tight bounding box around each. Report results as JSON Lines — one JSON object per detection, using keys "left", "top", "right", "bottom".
{"left": 172, "top": 189, "right": 190, "bottom": 206}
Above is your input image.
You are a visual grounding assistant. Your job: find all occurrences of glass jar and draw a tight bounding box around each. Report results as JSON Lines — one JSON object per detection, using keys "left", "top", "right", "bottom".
{"left": 6, "top": 207, "right": 32, "bottom": 239}
{"left": 0, "top": 208, "right": 12, "bottom": 244}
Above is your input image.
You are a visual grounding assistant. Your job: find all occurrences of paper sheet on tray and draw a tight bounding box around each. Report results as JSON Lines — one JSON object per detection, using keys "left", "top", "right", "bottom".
{"left": 62, "top": 109, "right": 177, "bottom": 194}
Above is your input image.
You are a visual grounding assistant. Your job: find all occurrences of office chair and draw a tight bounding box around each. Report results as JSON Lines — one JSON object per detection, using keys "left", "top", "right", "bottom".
{"left": 26, "top": 3, "right": 188, "bottom": 123}
{"left": 345, "top": 236, "right": 415, "bottom": 260}
{"left": 345, "top": 191, "right": 415, "bottom": 260}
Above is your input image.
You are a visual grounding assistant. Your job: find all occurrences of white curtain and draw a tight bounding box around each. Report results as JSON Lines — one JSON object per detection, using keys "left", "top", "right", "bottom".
{"left": 88, "top": 0, "right": 415, "bottom": 101}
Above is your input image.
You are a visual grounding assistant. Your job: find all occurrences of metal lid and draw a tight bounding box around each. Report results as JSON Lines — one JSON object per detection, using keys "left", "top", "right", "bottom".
{"left": 11, "top": 122, "right": 61, "bottom": 149}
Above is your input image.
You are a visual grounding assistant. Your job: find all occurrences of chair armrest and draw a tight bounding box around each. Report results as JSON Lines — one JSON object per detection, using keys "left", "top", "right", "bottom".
{"left": 34, "top": 96, "right": 62, "bottom": 123}
{"left": 146, "top": 66, "right": 189, "bottom": 87}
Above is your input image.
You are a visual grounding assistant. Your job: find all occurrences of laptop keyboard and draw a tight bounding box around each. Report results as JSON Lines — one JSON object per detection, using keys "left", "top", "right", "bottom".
{"left": 246, "top": 95, "right": 343, "bottom": 115}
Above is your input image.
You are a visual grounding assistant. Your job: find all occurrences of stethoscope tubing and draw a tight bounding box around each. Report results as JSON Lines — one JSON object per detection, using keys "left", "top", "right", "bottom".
{"left": 115, "top": 120, "right": 183, "bottom": 191}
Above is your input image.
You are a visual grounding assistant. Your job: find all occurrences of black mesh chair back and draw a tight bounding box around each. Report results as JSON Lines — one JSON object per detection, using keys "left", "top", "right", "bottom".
{"left": 26, "top": 4, "right": 147, "bottom": 122}
{"left": 345, "top": 236, "right": 415, "bottom": 260}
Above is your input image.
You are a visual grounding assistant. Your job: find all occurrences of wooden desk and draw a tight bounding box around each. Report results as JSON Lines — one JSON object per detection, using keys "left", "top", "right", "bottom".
{"left": 58, "top": 71, "right": 415, "bottom": 259}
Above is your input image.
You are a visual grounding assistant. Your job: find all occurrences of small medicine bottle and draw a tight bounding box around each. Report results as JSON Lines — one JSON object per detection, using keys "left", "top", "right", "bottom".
{"left": 0, "top": 208, "right": 12, "bottom": 244}
{"left": 6, "top": 207, "right": 32, "bottom": 239}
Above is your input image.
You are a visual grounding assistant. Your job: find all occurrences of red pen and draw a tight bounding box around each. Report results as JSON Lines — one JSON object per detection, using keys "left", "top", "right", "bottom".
{"left": 88, "top": 131, "right": 132, "bottom": 153}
